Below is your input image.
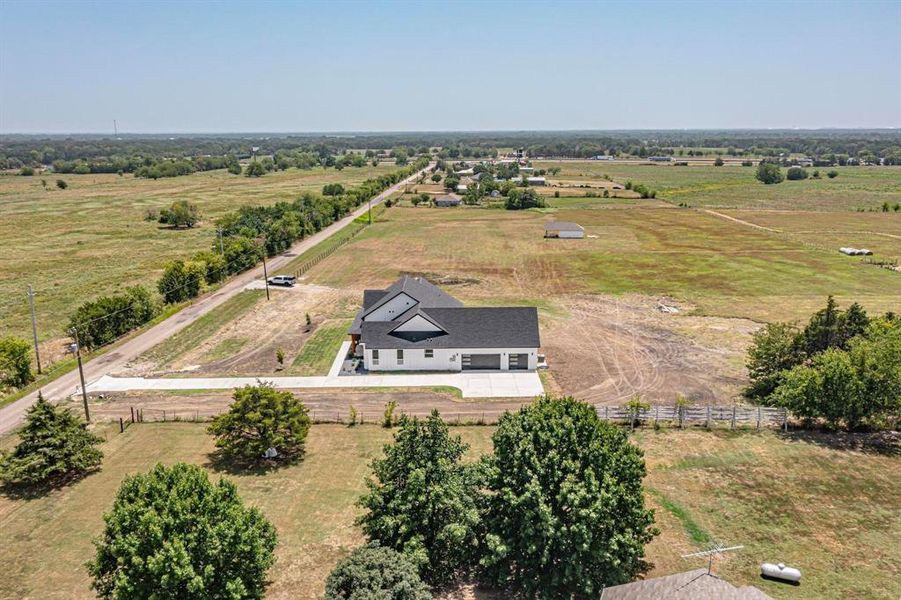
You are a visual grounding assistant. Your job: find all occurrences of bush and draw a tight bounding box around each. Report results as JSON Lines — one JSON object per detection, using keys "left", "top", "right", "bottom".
{"left": 786, "top": 167, "right": 809, "bottom": 180}
{"left": 827, "top": 169, "right": 839, "bottom": 178}
{"left": 67, "top": 286, "right": 159, "bottom": 350}
{"left": 223, "top": 235, "right": 263, "bottom": 274}
{"left": 714, "top": 156, "right": 724, "bottom": 166}
{"left": 741, "top": 160, "right": 753, "bottom": 167}
{"left": 157, "top": 259, "right": 205, "bottom": 304}
{"left": 357, "top": 411, "right": 481, "bottom": 584}
{"left": 158, "top": 200, "right": 200, "bottom": 228}
{"left": 504, "top": 188, "right": 545, "bottom": 210}
{"left": 756, "top": 162, "right": 784, "bottom": 184}
{"left": 208, "top": 384, "right": 311, "bottom": 464}
{"left": 56, "top": 179, "right": 68, "bottom": 189}
{"left": 191, "top": 250, "right": 227, "bottom": 284}
{"left": 480, "top": 396, "right": 657, "bottom": 597}
{"left": 245, "top": 160, "right": 266, "bottom": 177}
{"left": 323, "top": 183, "right": 345, "bottom": 196}
{"left": 88, "top": 463, "right": 277, "bottom": 598}
{"left": 382, "top": 400, "right": 397, "bottom": 428}
{"left": 0, "top": 336, "right": 33, "bottom": 389}
{"left": 19, "top": 166, "right": 34, "bottom": 176}
{"left": 0, "top": 393, "right": 103, "bottom": 487}
{"left": 325, "top": 543, "right": 430, "bottom": 600}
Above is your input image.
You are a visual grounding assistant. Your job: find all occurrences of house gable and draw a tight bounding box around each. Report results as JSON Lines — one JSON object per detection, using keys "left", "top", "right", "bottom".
{"left": 363, "top": 291, "right": 418, "bottom": 322}
{"left": 390, "top": 313, "right": 445, "bottom": 334}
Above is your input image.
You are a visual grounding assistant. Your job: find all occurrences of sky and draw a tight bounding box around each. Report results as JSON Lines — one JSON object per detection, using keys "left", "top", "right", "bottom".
{"left": 1, "top": 0, "right": 899, "bottom": 133}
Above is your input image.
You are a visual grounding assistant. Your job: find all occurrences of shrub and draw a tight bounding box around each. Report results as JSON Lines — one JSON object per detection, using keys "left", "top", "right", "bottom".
{"left": 157, "top": 259, "right": 205, "bottom": 304}
{"left": 208, "top": 383, "right": 311, "bottom": 463}
{"left": 827, "top": 169, "right": 839, "bottom": 178}
{"left": 88, "top": 463, "right": 277, "bottom": 598}
{"left": 323, "top": 183, "right": 345, "bottom": 196}
{"left": 67, "top": 286, "right": 159, "bottom": 350}
{"left": 56, "top": 179, "right": 68, "bottom": 189}
{"left": 357, "top": 411, "right": 481, "bottom": 584}
{"left": 504, "top": 188, "right": 545, "bottom": 210}
{"left": 0, "top": 336, "right": 33, "bottom": 389}
{"left": 324, "top": 543, "right": 430, "bottom": 600}
{"left": 382, "top": 400, "right": 397, "bottom": 428}
{"left": 245, "top": 160, "right": 266, "bottom": 177}
{"left": 0, "top": 393, "right": 103, "bottom": 487}
{"left": 191, "top": 250, "right": 227, "bottom": 284}
{"left": 19, "top": 166, "right": 34, "bottom": 176}
{"left": 756, "top": 162, "right": 784, "bottom": 184}
{"left": 741, "top": 160, "right": 753, "bottom": 167}
{"left": 480, "top": 396, "right": 657, "bottom": 597}
{"left": 223, "top": 235, "right": 263, "bottom": 274}
{"left": 714, "top": 156, "right": 724, "bottom": 166}
{"left": 786, "top": 167, "right": 809, "bottom": 180}
{"left": 158, "top": 200, "right": 200, "bottom": 228}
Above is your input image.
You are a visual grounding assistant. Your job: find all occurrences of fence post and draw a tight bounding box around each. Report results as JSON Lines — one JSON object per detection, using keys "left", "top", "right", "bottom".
{"left": 130, "top": 406, "right": 135, "bottom": 423}
{"left": 604, "top": 406, "right": 609, "bottom": 421}
{"left": 757, "top": 406, "right": 761, "bottom": 430}
{"left": 731, "top": 405, "right": 736, "bottom": 429}
{"left": 163, "top": 410, "right": 166, "bottom": 422}
{"left": 706, "top": 405, "right": 711, "bottom": 429}
{"left": 783, "top": 409, "right": 788, "bottom": 432}
{"left": 119, "top": 417, "right": 124, "bottom": 433}
{"left": 655, "top": 405, "right": 659, "bottom": 427}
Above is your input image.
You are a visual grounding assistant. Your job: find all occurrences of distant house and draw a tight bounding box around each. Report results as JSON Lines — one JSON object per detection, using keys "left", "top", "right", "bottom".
{"left": 648, "top": 156, "right": 673, "bottom": 162}
{"left": 592, "top": 155, "right": 615, "bottom": 161}
{"left": 527, "top": 176, "right": 546, "bottom": 186}
{"left": 434, "top": 194, "right": 461, "bottom": 207}
{"left": 456, "top": 184, "right": 468, "bottom": 193}
{"left": 544, "top": 221, "right": 585, "bottom": 239}
{"left": 600, "top": 569, "right": 772, "bottom": 599}
{"left": 348, "top": 276, "right": 540, "bottom": 372}
{"left": 455, "top": 167, "right": 475, "bottom": 176}
{"left": 519, "top": 166, "right": 535, "bottom": 173}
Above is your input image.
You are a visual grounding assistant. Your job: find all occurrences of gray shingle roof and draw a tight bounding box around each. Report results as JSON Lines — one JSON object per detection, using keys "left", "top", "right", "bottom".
{"left": 348, "top": 276, "right": 464, "bottom": 335}
{"left": 361, "top": 307, "right": 540, "bottom": 349}
{"left": 600, "top": 570, "right": 773, "bottom": 600}
{"left": 544, "top": 221, "right": 584, "bottom": 231}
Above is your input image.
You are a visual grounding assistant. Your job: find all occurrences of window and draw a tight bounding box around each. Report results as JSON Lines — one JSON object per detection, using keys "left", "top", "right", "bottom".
{"left": 397, "top": 349, "right": 404, "bottom": 365}
{"left": 425, "top": 349, "right": 434, "bottom": 358}
{"left": 372, "top": 349, "right": 379, "bottom": 366}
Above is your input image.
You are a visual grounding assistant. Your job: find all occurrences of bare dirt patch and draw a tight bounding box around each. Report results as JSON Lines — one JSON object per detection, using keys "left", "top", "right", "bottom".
{"left": 543, "top": 295, "right": 758, "bottom": 404}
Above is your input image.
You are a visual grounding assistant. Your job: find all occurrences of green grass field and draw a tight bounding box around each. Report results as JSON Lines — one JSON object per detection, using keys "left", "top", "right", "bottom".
{"left": 535, "top": 161, "right": 901, "bottom": 211}
{"left": 0, "top": 423, "right": 896, "bottom": 599}
{"left": 299, "top": 204, "right": 900, "bottom": 322}
{"left": 0, "top": 164, "right": 399, "bottom": 345}
{"left": 290, "top": 319, "right": 353, "bottom": 375}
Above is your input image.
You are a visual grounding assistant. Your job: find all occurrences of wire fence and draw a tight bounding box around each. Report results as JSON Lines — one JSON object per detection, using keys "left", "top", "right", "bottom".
{"left": 290, "top": 220, "right": 369, "bottom": 279}
{"left": 118, "top": 403, "right": 789, "bottom": 430}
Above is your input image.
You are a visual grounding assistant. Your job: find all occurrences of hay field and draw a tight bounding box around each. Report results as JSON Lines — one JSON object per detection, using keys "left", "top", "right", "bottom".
{"left": 535, "top": 161, "right": 901, "bottom": 211}
{"left": 1, "top": 423, "right": 896, "bottom": 600}
{"left": 0, "top": 165, "right": 397, "bottom": 349}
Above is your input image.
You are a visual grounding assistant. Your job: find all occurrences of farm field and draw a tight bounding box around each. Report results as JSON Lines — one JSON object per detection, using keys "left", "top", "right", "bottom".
{"left": 0, "top": 423, "right": 896, "bottom": 600}
{"left": 0, "top": 164, "right": 400, "bottom": 354}
{"left": 534, "top": 161, "right": 901, "bottom": 211}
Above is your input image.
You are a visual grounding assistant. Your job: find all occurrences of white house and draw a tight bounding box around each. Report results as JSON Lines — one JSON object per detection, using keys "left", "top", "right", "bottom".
{"left": 526, "top": 176, "right": 546, "bottom": 186}
{"left": 348, "top": 276, "right": 540, "bottom": 372}
{"left": 544, "top": 221, "right": 585, "bottom": 239}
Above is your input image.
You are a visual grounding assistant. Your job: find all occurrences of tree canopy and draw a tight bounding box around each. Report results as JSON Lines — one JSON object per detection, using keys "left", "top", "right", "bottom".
{"left": 756, "top": 161, "right": 784, "bottom": 184}
{"left": 324, "top": 543, "right": 431, "bottom": 600}
{"left": 88, "top": 463, "right": 277, "bottom": 599}
{"left": 159, "top": 200, "right": 201, "bottom": 228}
{"left": 0, "top": 336, "right": 33, "bottom": 389}
{"left": 356, "top": 411, "right": 481, "bottom": 585}
{"left": 208, "top": 383, "right": 311, "bottom": 464}
{"left": 480, "top": 395, "right": 657, "bottom": 597}
{"left": 0, "top": 393, "right": 103, "bottom": 487}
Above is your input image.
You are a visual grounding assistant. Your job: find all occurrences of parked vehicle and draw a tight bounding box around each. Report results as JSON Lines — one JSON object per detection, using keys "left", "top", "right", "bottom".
{"left": 267, "top": 275, "right": 296, "bottom": 287}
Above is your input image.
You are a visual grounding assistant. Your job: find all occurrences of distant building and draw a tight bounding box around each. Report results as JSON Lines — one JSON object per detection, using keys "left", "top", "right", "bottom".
{"left": 456, "top": 184, "right": 468, "bottom": 193}
{"left": 544, "top": 221, "right": 584, "bottom": 239}
{"left": 592, "top": 155, "right": 615, "bottom": 160}
{"left": 434, "top": 194, "right": 461, "bottom": 207}
{"left": 648, "top": 156, "right": 673, "bottom": 162}
{"left": 527, "top": 176, "right": 546, "bottom": 186}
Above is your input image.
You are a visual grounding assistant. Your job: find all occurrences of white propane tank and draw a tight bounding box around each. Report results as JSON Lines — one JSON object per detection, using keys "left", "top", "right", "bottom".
{"left": 761, "top": 562, "right": 801, "bottom": 583}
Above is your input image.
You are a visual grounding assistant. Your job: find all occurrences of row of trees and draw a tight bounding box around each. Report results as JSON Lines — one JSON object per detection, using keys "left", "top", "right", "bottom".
{"left": 333, "top": 396, "right": 657, "bottom": 597}
{"left": 745, "top": 297, "right": 900, "bottom": 429}
{"left": 0, "top": 336, "right": 33, "bottom": 392}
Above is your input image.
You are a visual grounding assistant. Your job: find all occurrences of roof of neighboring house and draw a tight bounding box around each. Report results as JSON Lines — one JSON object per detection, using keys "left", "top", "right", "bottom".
{"left": 435, "top": 194, "right": 461, "bottom": 205}
{"left": 360, "top": 307, "right": 540, "bottom": 349}
{"left": 600, "top": 570, "right": 773, "bottom": 600}
{"left": 349, "top": 275, "right": 463, "bottom": 335}
{"left": 544, "top": 221, "right": 584, "bottom": 231}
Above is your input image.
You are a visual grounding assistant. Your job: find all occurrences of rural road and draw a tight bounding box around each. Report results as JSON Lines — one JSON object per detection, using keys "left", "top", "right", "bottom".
{"left": 0, "top": 163, "right": 434, "bottom": 435}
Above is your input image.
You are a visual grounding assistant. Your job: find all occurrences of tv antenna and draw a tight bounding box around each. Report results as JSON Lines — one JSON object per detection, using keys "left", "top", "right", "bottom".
{"left": 113, "top": 119, "right": 118, "bottom": 137}
{"left": 682, "top": 543, "right": 744, "bottom": 576}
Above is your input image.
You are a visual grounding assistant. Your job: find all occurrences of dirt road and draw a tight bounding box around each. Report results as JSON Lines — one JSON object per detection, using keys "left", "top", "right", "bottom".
{"left": 0, "top": 164, "right": 433, "bottom": 436}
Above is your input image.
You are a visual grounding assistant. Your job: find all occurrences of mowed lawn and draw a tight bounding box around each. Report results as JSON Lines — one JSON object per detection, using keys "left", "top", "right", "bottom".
{"left": 0, "top": 164, "right": 399, "bottom": 344}
{"left": 0, "top": 423, "right": 897, "bottom": 599}
{"left": 301, "top": 205, "right": 900, "bottom": 322}
{"left": 534, "top": 161, "right": 901, "bottom": 211}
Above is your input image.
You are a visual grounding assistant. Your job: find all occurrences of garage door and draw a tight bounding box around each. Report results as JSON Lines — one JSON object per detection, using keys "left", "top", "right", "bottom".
{"left": 508, "top": 353, "right": 529, "bottom": 370}
{"left": 461, "top": 353, "right": 501, "bottom": 370}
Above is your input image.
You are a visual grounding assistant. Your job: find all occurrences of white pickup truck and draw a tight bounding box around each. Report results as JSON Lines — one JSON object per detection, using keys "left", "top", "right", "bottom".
{"left": 267, "top": 275, "right": 296, "bottom": 287}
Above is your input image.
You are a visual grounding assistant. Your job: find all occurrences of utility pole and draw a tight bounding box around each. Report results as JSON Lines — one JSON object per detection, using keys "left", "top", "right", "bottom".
{"left": 261, "top": 254, "right": 271, "bottom": 301}
{"left": 368, "top": 197, "right": 372, "bottom": 225}
{"left": 26, "top": 284, "right": 42, "bottom": 374}
{"left": 70, "top": 328, "right": 91, "bottom": 422}
{"left": 217, "top": 227, "right": 224, "bottom": 255}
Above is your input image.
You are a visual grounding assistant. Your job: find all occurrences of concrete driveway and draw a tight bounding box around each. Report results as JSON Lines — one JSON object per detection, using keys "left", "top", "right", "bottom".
{"left": 86, "top": 371, "right": 544, "bottom": 399}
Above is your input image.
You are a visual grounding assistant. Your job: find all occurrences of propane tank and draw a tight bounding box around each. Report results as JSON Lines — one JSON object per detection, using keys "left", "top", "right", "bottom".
{"left": 761, "top": 562, "right": 801, "bottom": 583}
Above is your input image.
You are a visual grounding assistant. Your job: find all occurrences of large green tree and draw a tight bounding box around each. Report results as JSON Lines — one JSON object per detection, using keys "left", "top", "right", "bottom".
{"left": 157, "top": 259, "right": 206, "bottom": 304}
{"left": 480, "top": 396, "right": 657, "bottom": 598}
{"left": 159, "top": 199, "right": 201, "bottom": 228}
{"left": 357, "top": 411, "right": 481, "bottom": 585}
{"left": 0, "top": 336, "right": 33, "bottom": 389}
{"left": 88, "top": 463, "right": 277, "bottom": 599}
{"left": 755, "top": 161, "right": 784, "bottom": 184}
{"left": 745, "top": 322, "right": 802, "bottom": 399}
{"left": 0, "top": 393, "right": 103, "bottom": 487}
{"left": 324, "top": 543, "right": 431, "bottom": 600}
{"left": 208, "top": 384, "right": 311, "bottom": 463}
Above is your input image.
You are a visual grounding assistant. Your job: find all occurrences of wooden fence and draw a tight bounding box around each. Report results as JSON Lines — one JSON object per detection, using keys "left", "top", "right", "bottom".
{"left": 119, "top": 404, "right": 789, "bottom": 430}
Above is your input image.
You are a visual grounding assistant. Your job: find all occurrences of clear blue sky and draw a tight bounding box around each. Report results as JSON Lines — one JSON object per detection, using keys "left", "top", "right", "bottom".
{"left": 1, "top": 0, "right": 899, "bottom": 133}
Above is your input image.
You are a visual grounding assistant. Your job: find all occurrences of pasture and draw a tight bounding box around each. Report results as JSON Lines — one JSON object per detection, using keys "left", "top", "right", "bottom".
{"left": 534, "top": 161, "right": 901, "bottom": 211}
{"left": 0, "top": 164, "right": 399, "bottom": 353}
{"left": 0, "top": 423, "right": 896, "bottom": 599}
